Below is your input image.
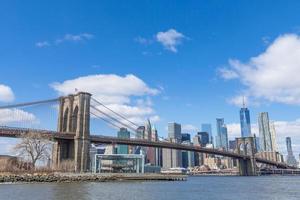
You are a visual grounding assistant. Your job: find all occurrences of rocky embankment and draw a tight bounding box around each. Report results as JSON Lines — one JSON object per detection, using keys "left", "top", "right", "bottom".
{"left": 0, "top": 173, "right": 187, "bottom": 183}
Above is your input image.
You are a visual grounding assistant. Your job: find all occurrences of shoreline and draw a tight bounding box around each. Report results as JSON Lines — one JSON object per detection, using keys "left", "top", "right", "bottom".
{"left": 0, "top": 173, "right": 187, "bottom": 183}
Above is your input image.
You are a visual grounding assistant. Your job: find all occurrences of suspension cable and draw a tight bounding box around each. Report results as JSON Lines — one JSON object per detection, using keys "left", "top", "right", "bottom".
{"left": 91, "top": 97, "right": 139, "bottom": 128}
{"left": 90, "top": 112, "right": 123, "bottom": 130}
{"left": 90, "top": 105, "right": 139, "bottom": 134}
{"left": 0, "top": 98, "right": 59, "bottom": 109}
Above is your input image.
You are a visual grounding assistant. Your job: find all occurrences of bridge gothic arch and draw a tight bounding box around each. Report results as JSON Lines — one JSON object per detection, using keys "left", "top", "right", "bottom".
{"left": 62, "top": 107, "right": 69, "bottom": 132}
{"left": 235, "top": 137, "right": 257, "bottom": 176}
{"left": 53, "top": 92, "right": 91, "bottom": 172}
{"left": 239, "top": 143, "right": 245, "bottom": 155}
{"left": 71, "top": 106, "right": 78, "bottom": 133}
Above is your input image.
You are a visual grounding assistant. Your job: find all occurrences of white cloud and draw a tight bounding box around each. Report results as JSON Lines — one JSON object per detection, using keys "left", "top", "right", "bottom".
{"left": 227, "top": 119, "right": 300, "bottom": 157}
{"left": 51, "top": 74, "right": 160, "bottom": 127}
{"left": 218, "top": 68, "right": 239, "bottom": 80}
{"left": 0, "top": 84, "right": 14, "bottom": 102}
{"left": 227, "top": 95, "right": 261, "bottom": 107}
{"left": 36, "top": 33, "right": 94, "bottom": 47}
{"left": 182, "top": 124, "right": 199, "bottom": 133}
{"left": 134, "top": 36, "right": 153, "bottom": 45}
{"left": 55, "top": 33, "right": 94, "bottom": 44}
{"left": 0, "top": 108, "right": 38, "bottom": 125}
{"left": 35, "top": 41, "right": 50, "bottom": 48}
{"left": 220, "top": 34, "right": 300, "bottom": 105}
{"left": 156, "top": 29, "right": 185, "bottom": 52}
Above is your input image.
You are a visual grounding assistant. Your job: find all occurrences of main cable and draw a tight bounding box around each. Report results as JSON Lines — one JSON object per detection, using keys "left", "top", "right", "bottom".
{"left": 91, "top": 98, "right": 139, "bottom": 128}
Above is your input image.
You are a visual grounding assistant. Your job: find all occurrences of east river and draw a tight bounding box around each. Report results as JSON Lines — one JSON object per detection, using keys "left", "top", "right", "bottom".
{"left": 0, "top": 176, "right": 300, "bottom": 200}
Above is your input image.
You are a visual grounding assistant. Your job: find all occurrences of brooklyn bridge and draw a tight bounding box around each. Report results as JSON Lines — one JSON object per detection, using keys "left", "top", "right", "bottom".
{"left": 0, "top": 92, "right": 295, "bottom": 176}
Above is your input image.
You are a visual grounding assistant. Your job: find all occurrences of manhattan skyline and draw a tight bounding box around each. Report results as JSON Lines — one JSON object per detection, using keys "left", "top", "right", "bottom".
{"left": 1, "top": 0, "right": 300, "bottom": 157}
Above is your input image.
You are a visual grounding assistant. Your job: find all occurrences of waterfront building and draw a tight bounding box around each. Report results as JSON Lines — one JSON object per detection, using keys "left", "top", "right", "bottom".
{"left": 258, "top": 112, "right": 273, "bottom": 151}
{"left": 192, "top": 135, "right": 201, "bottom": 166}
{"left": 181, "top": 141, "right": 195, "bottom": 168}
{"left": 117, "top": 128, "right": 130, "bottom": 154}
{"left": 286, "top": 137, "right": 297, "bottom": 167}
{"left": 240, "top": 100, "right": 251, "bottom": 137}
{"left": 162, "top": 122, "right": 182, "bottom": 168}
{"left": 162, "top": 139, "right": 182, "bottom": 168}
{"left": 145, "top": 120, "right": 159, "bottom": 166}
{"left": 197, "top": 132, "right": 209, "bottom": 146}
{"left": 201, "top": 123, "right": 213, "bottom": 143}
{"left": 204, "top": 157, "right": 220, "bottom": 170}
{"left": 94, "top": 154, "right": 144, "bottom": 173}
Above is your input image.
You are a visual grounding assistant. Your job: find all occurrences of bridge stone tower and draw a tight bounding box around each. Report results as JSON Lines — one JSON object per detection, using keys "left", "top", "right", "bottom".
{"left": 236, "top": 137, "right": 257, "bottom": 176}
{"left": 52, "top": 92, "right": 91, "bottom": 172}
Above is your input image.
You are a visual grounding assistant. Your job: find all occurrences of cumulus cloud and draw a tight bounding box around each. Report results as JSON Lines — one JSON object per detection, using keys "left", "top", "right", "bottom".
{"left": 50, "top": 74, "right": 160, "bottom": 127}
{"left": 0, "top": 84, "right": 14, "bottom": 102}
{"left": 227, "top": 119, "right": 300, "bottom": 157}
{"left": 182, "top": 124, "right": 199, "bottom": 133}
{"left": 220, "top": 34, "right": 300, "bottom": 105}
{"left": 218, "top": 68, "right": 239, "bottom": 80}
{"left": 0, "top": 108, "right": 38, "bottom": 125}
{"left": 227, "top": 95, "right": 261, "bottom": 107}
{"left": 156, "top": 29, "right": 185, "bottom": 52}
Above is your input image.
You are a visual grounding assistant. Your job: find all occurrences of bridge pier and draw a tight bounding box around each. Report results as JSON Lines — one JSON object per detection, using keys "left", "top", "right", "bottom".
{"left": 52, "top": 92, "right": 91, "bottom": 172}
{"left": 236, "top": 137, "right": 257, "bottom": 176}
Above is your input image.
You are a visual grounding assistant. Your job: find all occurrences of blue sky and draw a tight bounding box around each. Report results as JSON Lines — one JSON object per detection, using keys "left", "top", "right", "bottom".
{"left": 1, "top": 0, "right": 300, "bottom": 157}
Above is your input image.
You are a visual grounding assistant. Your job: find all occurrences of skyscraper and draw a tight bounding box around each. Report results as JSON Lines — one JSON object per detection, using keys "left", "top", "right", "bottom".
{"left": 145, "top": 120, "right": 159, "bottom": 166}
{"left": 216, "top": 118, "right": 228, "bottom": 150}
{"left": 197, "top": 132, "right": 209, "bottom": 146}
{"left": 201, "top": 123, "right": 212, "bottom": 143}
{"left": 168, "top": 122, "right": 182, "bottom": 142}
{"left": 269, "top": 121, "right": 278, "bottom": 152}
{"left": 163, "top": 122, "right": 182, "bottom": 168}
{"left": 181, "top": 133, "right": 191, "bottom": 142}
{"left": 240, "top": 100, "right": 251, "bottom": 137}
{"left": 117, "top": 128, "right": 130, "bottom": 154}
{"left": 181, "top": 141, "right": 195, "bottom": 168}
{"left": 286, "top": 137, "right": 297, "bottom": 167}
{"left": 258, "top": 112, "right": 273, "bottom": 151}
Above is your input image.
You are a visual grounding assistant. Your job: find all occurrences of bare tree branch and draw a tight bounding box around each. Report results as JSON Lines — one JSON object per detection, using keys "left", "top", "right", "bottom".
{"left": 13, "top": 132, "right": 52, "bottom": 168}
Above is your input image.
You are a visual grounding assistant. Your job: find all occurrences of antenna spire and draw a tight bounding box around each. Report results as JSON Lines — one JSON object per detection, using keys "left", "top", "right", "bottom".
{"left": 242, "top": 96, "right": 246, "bottom": 108}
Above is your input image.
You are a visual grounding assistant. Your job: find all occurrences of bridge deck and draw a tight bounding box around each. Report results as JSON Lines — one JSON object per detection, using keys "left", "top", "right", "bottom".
{"left": 0, "top": 126, "right": 293, "bottom": 169}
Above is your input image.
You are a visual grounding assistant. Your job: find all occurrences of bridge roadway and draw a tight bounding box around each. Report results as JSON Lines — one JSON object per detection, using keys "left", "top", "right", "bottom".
{"left": 0, "top": 126, "right": 293, "bottom": 169}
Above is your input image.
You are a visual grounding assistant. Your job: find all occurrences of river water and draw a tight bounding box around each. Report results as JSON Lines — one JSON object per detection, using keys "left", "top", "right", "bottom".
{"left": 0, "top": 176, "right": 299, "bottom": 200}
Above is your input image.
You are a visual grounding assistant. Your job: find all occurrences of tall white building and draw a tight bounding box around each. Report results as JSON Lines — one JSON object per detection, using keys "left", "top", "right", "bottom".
{"left": 269, "top": 121, "right": 278, "bottom": 152}
{"left": 258, "top": 112, "right": 273, "bottom": 151}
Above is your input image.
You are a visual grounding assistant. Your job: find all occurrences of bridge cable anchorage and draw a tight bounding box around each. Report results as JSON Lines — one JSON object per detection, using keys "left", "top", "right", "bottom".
{"left": 90, "top": 105, "right": 141, "bottom": 137}
{"left": 91, "top": 97, "right": 140, "bottom": 128}
{"left": 90, "top": 112, "right": 123, "bottom": 130}
{"left": 0, "top": 98, "right": 59, "bottom": 109}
